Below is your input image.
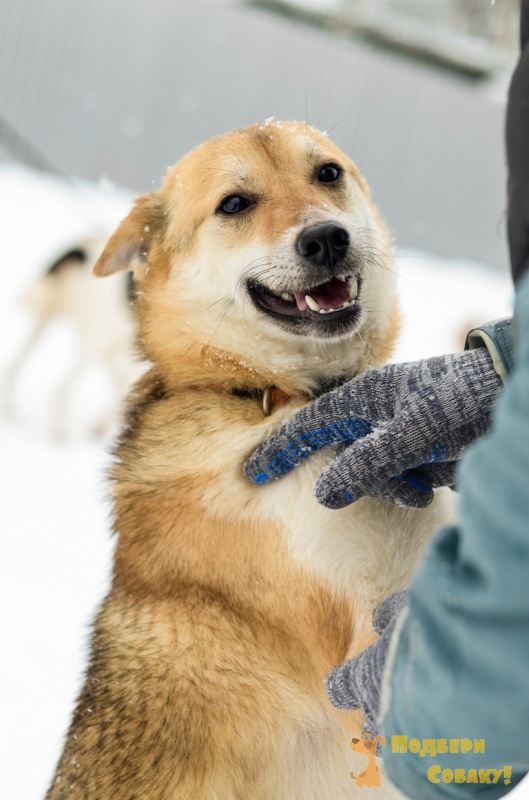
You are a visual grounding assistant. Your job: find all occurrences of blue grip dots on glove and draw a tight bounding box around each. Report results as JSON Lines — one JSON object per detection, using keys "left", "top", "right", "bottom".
{"left": 245, "top": 349, "right": 503, "bottom": 509}
{"left": 251, "top": 416, "right": 375, "bottom": 485}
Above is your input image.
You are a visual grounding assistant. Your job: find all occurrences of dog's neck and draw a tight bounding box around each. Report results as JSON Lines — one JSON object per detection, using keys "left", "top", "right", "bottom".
{"left": 232, "top": 385, "right": 294, "bottom": 416}
{"left": 164, "top": 344, "right": 355, "bottom": 415}
{"left": 232, "top": 371, "right": 352, "bottom": 416}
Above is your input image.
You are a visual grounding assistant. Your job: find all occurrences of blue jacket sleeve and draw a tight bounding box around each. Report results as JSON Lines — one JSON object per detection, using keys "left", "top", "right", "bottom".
{"left": 380, "top": 273, "right": 529, "bottom": 798}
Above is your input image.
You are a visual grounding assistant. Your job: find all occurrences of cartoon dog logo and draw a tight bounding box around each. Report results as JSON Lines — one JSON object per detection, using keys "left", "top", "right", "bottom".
{"left": 350, "top": 734, "right": 387, "bottom": 788}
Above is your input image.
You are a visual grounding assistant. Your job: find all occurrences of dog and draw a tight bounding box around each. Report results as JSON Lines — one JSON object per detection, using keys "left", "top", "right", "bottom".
{"left": 46, "top": 120, "right": 454, "bottom": 799}
{"left": 2, "top": 240, "right": 137, "bottom": 437}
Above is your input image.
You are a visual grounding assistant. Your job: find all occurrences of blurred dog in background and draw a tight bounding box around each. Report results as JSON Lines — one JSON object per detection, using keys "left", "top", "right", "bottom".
{"left": 1, "top": 238, "right": 138, "bottom": 437}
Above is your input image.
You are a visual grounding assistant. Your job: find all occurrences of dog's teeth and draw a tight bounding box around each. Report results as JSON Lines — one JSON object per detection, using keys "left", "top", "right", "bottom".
{"left": 338, "top": 276, "right": 347, "bottom": 282}
{"left": 318, "top": 303, "right": 354, "bottom": 315}
{"left": 305, "top": 295, "right": 321, "bottom": 312}
{"left": 349, "top": 280, "right": 358, "bottom": 301}
{"left": 281, "top": 293, "right": 294, "bottom": 302}
{"left": 315, "top": 300, "right": 354, "bottom": 315}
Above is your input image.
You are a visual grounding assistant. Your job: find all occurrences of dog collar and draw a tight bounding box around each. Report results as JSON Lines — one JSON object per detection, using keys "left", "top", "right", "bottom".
{"left": 232, "top": 372, "right": 352, "bottom": 416}
{"left": 232, "top": 386, "right": 294, "bottom": 416}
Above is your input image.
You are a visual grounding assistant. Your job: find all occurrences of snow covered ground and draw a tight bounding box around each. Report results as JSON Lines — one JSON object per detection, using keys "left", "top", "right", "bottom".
{"left": 0, "top": 163, "right": 525, "bottom": 799}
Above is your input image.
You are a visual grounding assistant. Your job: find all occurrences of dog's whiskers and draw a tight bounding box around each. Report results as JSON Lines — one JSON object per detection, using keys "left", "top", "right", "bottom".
{"left": 203, "top": 298, "right": 236, "bottom": 354}
{"left": 236, "top": 259, "right": 274, "bottom": 294}
{"left": 308, "top": 112, "right": 350, "bottom": 158}
{"left": 197, "top": 166, "right": 246, "bottom": 179}
{"left": 205, "top": 256, "right": 278, "bottom": 350}
{"left": 214, "top": 135, "right": 247, "bottom": 177}
{"left": 204, "top": 296, "right": 233, "bottom": 313}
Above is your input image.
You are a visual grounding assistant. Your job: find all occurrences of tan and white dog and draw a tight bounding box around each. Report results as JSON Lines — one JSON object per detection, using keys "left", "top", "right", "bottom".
{"left": 2, "top": 240, "right": 136, "bottom": 437}
{"left": 47, "top": 121, "right": 452, "bottom": 799}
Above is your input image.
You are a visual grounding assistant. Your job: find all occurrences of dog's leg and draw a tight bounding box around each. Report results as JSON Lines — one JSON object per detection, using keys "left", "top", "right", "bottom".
{"left": 51, "top": 358, "right": 86, "bottom": 439}
{"left": 1, "top": 316, "right": 49, "bottom": 419}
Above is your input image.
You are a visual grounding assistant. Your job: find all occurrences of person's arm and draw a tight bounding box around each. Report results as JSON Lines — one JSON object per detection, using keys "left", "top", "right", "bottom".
{"left": 378, "top": 12, "right": 529, "bottom": 791}
{"left": 379, "top": 273, "right": 529, "bottom": 799}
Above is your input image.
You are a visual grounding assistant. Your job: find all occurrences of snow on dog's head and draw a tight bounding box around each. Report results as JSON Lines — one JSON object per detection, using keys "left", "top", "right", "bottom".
{"left": 94, "top": 121, "right": 400, "bottom": 395}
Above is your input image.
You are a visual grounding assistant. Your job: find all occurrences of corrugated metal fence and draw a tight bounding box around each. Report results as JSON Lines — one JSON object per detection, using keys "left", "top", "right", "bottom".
{"left": 0, "top": 0, "right": 511, "bottom": 269}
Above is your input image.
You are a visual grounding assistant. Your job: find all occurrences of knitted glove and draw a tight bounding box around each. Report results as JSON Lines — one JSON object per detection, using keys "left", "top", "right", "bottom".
{"left": 339, "top": 447, "right": 457, "bottom": 509}
{"left": 326, "top": 591, "right": 408, "bottom": 737}
{"left": 245, "top": 349, "right": 502, "bottom": 509}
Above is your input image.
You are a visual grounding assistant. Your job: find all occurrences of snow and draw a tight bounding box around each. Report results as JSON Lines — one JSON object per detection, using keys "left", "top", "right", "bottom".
{"left": 0, "top": 165, "right": 132, "bottom": 800}
{"left": 394, "top": 250, "right": 514, "bottom": 361}
{"left": 0, "top": 163, "right": 526, "bottom": 799}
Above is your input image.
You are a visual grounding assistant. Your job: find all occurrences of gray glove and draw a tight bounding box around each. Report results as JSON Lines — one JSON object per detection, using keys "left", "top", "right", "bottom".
{"left": 326, "top": 591, "right": 408, "bottom": 737}
{"left": 244, "top": 349, "right": 503, "bottom": 509}
{"left": 338, "top": 447, "right": 457, "bottom": 509}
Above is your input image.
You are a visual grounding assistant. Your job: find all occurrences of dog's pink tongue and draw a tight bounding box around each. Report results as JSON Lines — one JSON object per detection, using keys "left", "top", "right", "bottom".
{"left": 294, "top": 293, "right": 310, "bottom": 311}
{"left": 294, "top": 278, "right": 350, "bottom": 311}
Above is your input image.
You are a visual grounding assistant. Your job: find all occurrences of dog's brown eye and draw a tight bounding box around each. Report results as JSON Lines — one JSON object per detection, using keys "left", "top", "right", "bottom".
{"left": 318, "top": 164, "right": 341, "bottom": 183}
{"left": 218, "top": 195, "right": 252, "bottom": 215}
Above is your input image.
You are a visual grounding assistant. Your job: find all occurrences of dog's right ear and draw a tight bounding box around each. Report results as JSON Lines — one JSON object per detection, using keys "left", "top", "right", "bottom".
{"left": 94, "top": 193, "right": 165, "bottom": 278}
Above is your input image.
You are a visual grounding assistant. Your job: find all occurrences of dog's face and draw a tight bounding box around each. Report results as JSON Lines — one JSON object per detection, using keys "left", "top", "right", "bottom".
{"left": 95, "top": 121, "right": 398, "bottom": 393}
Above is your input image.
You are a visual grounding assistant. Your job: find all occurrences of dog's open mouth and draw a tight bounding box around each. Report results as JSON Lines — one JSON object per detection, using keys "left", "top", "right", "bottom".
{"left": 248, "top": 275, "right": 362, "bottom": 335}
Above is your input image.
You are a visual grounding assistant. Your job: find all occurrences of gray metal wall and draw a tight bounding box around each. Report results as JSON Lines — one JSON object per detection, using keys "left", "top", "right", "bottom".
{"left": 0, "top": 0, "right": 510, "bottom": 270}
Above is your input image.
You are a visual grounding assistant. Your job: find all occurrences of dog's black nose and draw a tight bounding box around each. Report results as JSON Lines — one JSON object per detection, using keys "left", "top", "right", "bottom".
{"left": 296, "top": 223, "right": 350, "bottom": 267}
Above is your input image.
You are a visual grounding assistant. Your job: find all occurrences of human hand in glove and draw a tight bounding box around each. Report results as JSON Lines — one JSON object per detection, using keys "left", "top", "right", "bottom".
{"left": 244, "top": 348, "right": 503, "bottom": 509}
{"left": 326, "top": 591, "right": 408, "bottom": 737}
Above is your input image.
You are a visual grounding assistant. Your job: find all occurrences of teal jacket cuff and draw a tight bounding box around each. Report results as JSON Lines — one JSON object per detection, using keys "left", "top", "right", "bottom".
{"left": 465, "top": 319, "right": 514, "bottom": 383}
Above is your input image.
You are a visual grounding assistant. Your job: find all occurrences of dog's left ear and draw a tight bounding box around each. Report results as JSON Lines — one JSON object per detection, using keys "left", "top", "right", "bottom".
{"left": 94, "top": 193, "right": 165, "bottom": 278}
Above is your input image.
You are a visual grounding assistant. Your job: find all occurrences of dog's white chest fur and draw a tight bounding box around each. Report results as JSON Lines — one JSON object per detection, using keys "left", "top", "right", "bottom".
{"left": 260, "top": 451, "right": 457, "bottom": 603}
